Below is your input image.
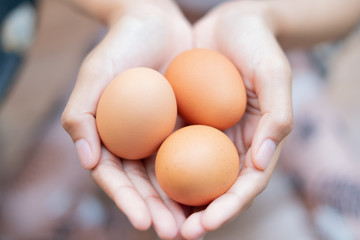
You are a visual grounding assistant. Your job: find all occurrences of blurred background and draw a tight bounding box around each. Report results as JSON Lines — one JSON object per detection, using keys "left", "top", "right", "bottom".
{"left": 0, "top": 1, "right": 359, "bottom": 239}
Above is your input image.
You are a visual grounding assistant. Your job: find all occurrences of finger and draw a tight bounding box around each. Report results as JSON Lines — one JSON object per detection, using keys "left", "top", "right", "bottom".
{"left": 142, "top": 116, "right": 188, "bottom": 238}
{"left": 201, "top": 141, "right": 284, "bottom": 230}
{"left": 61, "top": 47, "right": 114, "bottom": 169}
{"left": 91, "top": 147, "right": 152, "bottom": 230}
{"left": 145, "top": 155, "right": 187, "bottom": 234}
{"left": 201, "top": 173, "right": 263, "bottom": 230}
{"left": 224, "top": 30, "right": 293, "bottom": 171}
{"left": 61, "top": 109, "right": 100, "bottom": 169}
{"left": 181, "top": 211, "right": 207, "bottom": 240}
{"left": 214, "top": 14, "right": 293, "bottom": 171}
{"left": 123, "top": 158, "right": 179, "bottom": 240}
{"left": 61, "top": 113, "right": 100, "bottom": 170}
{"left": 250, "top": 46, "right": 293, "bottom": 171}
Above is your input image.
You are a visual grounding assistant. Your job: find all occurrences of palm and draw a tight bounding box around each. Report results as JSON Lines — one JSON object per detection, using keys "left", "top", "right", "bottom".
{"left": 80, "top": 7, "right": 194, "bottom": 240}
{"left": 179, "top": 85, "right": 267, "bottom": 240}
{"left": 179, "top": 3, "right": 292, "bottom": 239}
{"left": 71, "top": 2, "right": 292, "bottom": 240}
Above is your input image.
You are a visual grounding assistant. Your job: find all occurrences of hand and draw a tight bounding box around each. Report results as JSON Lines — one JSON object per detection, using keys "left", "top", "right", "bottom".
{"left": 181, "top": 2, "right": 293, "bottom": 239}
{"left": 62, "top": 1, "right": 194, "bottom": 239}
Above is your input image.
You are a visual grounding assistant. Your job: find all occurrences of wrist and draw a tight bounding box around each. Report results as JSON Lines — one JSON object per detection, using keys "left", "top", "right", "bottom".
{"left": 250, "top": 1, "right": 293, "bottom": 49}
{"left": 260, "top": 2, "right": 281, "bottom": 37}
{"left": 224, "top": 1, "right": 280, "bottom": 36}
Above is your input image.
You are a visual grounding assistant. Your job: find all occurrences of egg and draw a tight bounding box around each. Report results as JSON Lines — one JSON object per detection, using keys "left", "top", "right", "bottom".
{"left": 155, "top": 125, "right": 240, "bottom": 206}
{"left": 96, "top": 67, "right": 177, "bottom": 160}
{"left": 165, "top": 48, "right": 247, "bottom": 130}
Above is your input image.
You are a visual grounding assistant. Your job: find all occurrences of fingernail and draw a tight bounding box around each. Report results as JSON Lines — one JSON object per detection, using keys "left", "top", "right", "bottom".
{"left": 75, "top": 139, "right": 93, "bottom": 169}
{"left": 256, "top": 139, "right": 276, "bottom": 170}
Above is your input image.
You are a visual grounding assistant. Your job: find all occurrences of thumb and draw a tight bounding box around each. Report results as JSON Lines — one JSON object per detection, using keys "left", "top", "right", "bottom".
{"left": 250, "top": 51, "right": 293, "bottom": 171}
{"left": 61, "top": 61, "right": 105, "bottom": 169}
{"left": 61, "top": 112, "right": 100, "bottom": 170}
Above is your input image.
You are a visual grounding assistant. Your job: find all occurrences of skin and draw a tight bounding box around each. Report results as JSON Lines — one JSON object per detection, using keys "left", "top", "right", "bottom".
{"left": 63, "top": 1, "right": 194, "bottom": 239}
{"left": 62, "top": 0, "right": 360, "bottom": 239}
{"left": 183, "top": 2, "right": 292, "bottom": 238}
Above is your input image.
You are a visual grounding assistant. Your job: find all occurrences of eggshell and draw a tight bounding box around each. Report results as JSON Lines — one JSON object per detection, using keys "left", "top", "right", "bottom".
{"left": 96, "top": 67, "right": 177, "bottom": 159}
{"left": 155, "top": 125, "right": 240, "bottom": 206}
{"left": 165, "top": 48, "right": 247, "bottom": 130}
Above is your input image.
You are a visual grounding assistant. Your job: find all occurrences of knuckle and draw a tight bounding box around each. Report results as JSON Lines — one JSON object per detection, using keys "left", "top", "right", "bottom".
{"left": 273, "top": 111, "right": 294, "bottom": 136}
{"left": 61, "top": 109, "right": 79, "bottom": 135}
{"left": 258, "top": 178, "right": 270, "bottom": 192}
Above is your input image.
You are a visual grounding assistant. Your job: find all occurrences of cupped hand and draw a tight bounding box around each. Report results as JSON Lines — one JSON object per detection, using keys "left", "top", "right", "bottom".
{"left": 62, "top": 1, "right": 294, "bottom": 239}
{"left": 62, "top": 1, "right": 194, "bottom": 239}
{"left": 181, "top": 2, "right": 294, "bottom": 239}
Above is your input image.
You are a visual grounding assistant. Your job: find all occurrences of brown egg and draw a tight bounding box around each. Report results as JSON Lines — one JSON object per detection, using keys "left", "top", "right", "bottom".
{"left": 165, "top": 48, "right": 247, "bottom": 130}
{"left": 155, "top": 125, "right": 240, "bottom": 206}
{"left": 96, "top": 67, "right": 177, "bottom": 160}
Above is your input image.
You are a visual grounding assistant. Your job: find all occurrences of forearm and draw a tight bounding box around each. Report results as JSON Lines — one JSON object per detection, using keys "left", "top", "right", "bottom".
{"left": 66, "top": 0, "right": 125, "bottom": 24}
{"left": 66, "top": 0, "right": 179, "bottom": 25}
{"left": 267, "top": 0, "right": 360, "bottom": 48}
